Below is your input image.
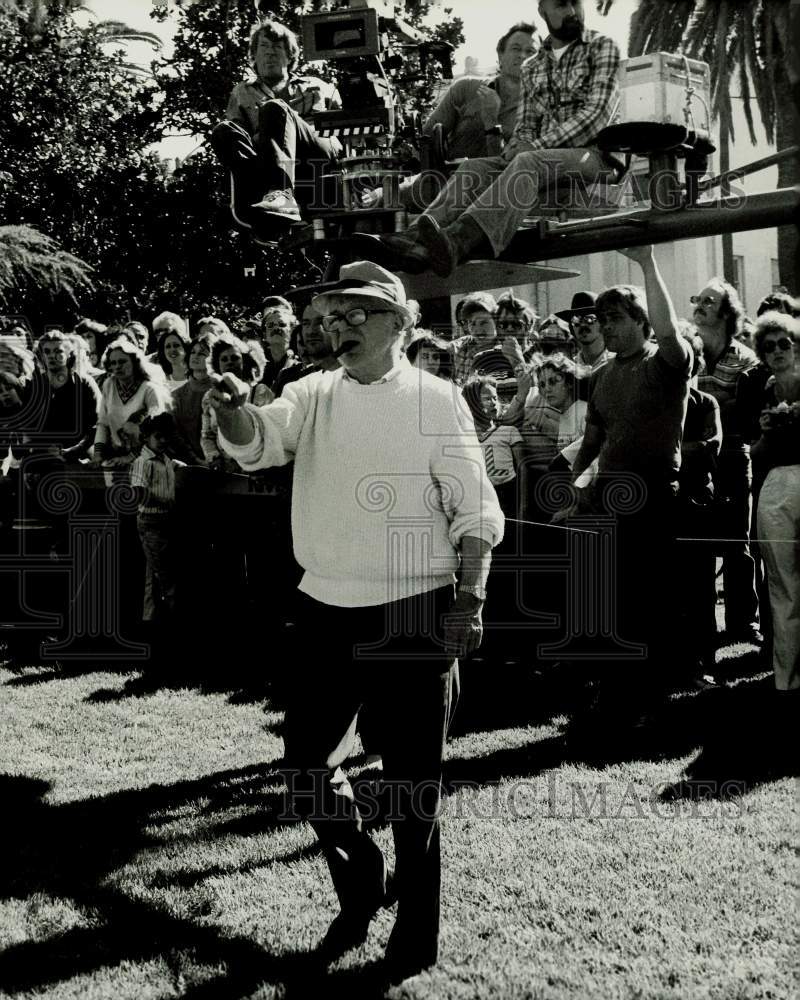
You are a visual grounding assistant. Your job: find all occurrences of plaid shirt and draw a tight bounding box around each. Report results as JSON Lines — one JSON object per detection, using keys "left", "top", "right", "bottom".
{"left": 698, "top": 338, "right": 759, "bottom": 448}
{"left": 450, "top": 335, "right": 499, "bottom": 386}
{"left": 515, "top": 29, "right": 620, "bottom": 151}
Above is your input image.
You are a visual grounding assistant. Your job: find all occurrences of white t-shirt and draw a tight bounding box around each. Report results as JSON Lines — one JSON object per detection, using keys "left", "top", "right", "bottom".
{"left": 550, "top": 42, "right": 574, "bottom": 63}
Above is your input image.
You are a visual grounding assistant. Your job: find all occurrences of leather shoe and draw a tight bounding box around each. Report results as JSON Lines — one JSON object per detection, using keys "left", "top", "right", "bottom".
{"left": 416, "top": 215, "right": 458, "bottom": 277}
{"left": 350, "top": 231, "right": 431, "bottom": 274}
{"left": 384, "top": 931, "right": 437, "bottom": 983}
{"left": 316, "top": 868, "right": 397, "bottom": 962}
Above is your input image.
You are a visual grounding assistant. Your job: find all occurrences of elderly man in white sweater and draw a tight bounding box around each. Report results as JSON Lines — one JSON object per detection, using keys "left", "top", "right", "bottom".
{"left": 207, "top": 261, "right": 504, "bottom": 983}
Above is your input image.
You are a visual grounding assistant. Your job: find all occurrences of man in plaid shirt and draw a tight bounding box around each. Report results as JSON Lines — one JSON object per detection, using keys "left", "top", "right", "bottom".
{"left": 362, "top": 0, "right": 620, "bottom": 276}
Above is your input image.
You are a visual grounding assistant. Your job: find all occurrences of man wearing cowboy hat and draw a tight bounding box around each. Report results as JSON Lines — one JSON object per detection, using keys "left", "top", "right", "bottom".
{"left": 207, "top": 261, "right": 504, "bottom": 982}
{"left": 556, "top": 291, "right": 611, "bottom": 371}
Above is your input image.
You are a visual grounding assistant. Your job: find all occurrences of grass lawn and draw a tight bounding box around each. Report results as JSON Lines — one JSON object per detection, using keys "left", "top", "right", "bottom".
{"left": 0, "top": 639, "right": 796, "bottom": 1000}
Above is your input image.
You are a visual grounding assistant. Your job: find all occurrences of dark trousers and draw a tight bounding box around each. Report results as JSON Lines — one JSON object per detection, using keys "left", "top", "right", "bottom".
{"left": 254, "top": 100, "right": 338, "bottom": 209}
{"left": 717, "top": 450, "right": 759, "bottom": 630}
{"left": 594, "top": 479, "right": 680, "bottom": 707}
{"left": 282, "top": 586, "right": 457, "bottom": 960}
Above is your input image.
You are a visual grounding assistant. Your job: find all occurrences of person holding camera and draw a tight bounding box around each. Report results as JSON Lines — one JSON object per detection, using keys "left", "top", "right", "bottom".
{"left": 211, "top": 19, "right": 341, "bottom": 233}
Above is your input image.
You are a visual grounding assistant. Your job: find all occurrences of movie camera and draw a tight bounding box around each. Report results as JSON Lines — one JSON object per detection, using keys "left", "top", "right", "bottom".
{"left": 301, "top": 0, "right": 454, "bottom": 225}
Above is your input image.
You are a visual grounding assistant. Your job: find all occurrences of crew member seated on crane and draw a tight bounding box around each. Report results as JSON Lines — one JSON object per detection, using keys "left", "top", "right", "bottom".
{"left": 366, "top": 22, "right": 538, "bottom": 212}
{"left": 210, "top": 18, "right": 342, "bottom": 233}
{"left": 356, "top": 0, "right": 621, "bottom": 276}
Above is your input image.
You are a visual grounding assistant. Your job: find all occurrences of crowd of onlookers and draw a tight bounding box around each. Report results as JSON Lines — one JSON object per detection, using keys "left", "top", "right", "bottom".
{"left": 0, "top": 281, "right": 798, "bottom": 698}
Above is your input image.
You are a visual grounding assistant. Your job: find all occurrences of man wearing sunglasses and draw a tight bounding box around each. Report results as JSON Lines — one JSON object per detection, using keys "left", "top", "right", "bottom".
{"left": 692, "top": 277, "right": 762, "bottom": 644}
{"left": 556, "top": 290, "right": 610, "bottom": 371}
{"left": 207, "top": 261, "right": 503, "bottom": 983}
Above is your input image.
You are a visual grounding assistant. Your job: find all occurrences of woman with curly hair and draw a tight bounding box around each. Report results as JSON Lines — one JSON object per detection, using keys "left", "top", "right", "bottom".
{"left": 201, "top": 334, "right": 270, "bottom": 470}
{"left": 93, "top": 339, "right": 171, "bottom": 466}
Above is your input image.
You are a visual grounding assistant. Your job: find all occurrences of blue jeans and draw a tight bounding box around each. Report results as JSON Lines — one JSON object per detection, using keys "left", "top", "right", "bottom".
{"left": 422, "top": 147, "right": 612, "bottom": 254}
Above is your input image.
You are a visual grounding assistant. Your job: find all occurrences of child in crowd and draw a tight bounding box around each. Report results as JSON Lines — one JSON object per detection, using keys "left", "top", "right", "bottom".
{"left": 462, "top": 375, "right": 524, "bottom": 516}
{"left": 129, "top": 413, "right": 185, "bottom": 623}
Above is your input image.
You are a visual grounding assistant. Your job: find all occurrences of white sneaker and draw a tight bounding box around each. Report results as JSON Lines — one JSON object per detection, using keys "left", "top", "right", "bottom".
{"left": 251, "top": 189, "right": 301, "bottom": 222}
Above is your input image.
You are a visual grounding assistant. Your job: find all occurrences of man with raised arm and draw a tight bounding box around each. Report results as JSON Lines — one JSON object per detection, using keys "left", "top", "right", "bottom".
{"left": 558, "top": 246, "right": 692, "bottom": 728}
{"left": 206, "top": 261, "right": 503, "bottom": 983}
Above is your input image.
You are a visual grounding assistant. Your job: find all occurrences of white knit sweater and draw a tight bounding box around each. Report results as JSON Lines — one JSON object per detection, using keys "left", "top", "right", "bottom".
{"left": 220, "top": 361, "right": 504, "bottom": 607}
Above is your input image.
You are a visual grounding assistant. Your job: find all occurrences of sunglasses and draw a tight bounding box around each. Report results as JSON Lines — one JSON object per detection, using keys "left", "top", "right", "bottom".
{"left": 570, "top": 313, "right": 597, "bottom": 326}
{"left": 763, "top": 337, "right": 794, "bottom": 354}
{"left": 690, "top": 295, "right": 718, "bottom": 309}
{"left": 497, "top": 319, "right": 526, "bottom": 332}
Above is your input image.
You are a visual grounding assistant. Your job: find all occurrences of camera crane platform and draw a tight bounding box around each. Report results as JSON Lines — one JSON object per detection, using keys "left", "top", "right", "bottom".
{"left": 225, "top": 10, "right": 798, "bottom": 299}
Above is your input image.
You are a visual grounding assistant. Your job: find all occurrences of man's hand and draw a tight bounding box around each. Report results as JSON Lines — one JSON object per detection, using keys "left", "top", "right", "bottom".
{"left": 206, "top": 373, "right": 250, "bottom": 412}
{"left": 617, "top": 244, "right": 655, "bottom": 268}
{"left": 328, "top": 135, "right": 343, "bottom": 158}
{"left": 289, "top": 87, "right": 320, "bottom": 117}
{"left": 443, "top": 592, "right": 484, "bottom": 658}
{"left": 476, "top": 84, "right": 502, "bottom": 128}
{"left": 502, "top": 137, "right": 536, "bottom": 163}
{"left": 501, "top": 336, "right": 526, "bottom": 366}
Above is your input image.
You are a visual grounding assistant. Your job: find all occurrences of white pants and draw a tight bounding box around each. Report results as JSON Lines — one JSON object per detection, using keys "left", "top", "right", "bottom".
{"left": 757, "top": 465, "right": 800, "bottom": 690}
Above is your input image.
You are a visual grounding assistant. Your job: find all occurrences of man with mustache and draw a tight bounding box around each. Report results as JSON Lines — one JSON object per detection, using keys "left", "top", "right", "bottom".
{"left": 692, "top": 277, "right": 762, "bottom": 644}
{"left": 556, "top": 291, "right": 611, "bottom": 371}
{"left": 359, "top": 0, "right": 621, "bottom": 275}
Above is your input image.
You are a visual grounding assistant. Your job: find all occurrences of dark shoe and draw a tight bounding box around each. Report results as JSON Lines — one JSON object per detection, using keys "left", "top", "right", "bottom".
{"left": 251, "top": 188, "right": 301, "bottom": 222}
{"left": 417, "top": 214, "right": 491, "bottom": 277}
{"left": 317, "top": 909, "right": 375, "bottom": 962}
{"left": 384, "top": 928, "right": 437, "bottom": 983}
{"left": 349, "top": 230, "right": 431, "bottom": 274}
{"left": 416, "top": 215, "right": 458, "bottom": 277}
{"left": 316, "top": 868, "right": 396, "bottom": 962}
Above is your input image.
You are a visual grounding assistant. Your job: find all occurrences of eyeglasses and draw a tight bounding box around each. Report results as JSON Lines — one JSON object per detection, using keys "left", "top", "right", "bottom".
{"left": 497, "top": 319, "right": 526, "bottom": 332}
{"left": 321, "top": 308, "right": 395, "bottom": 331}
{"left": 570, "top": 313, "right": 597, "bottom": 326}
{"left": 763, "top": 337, "right": 794, "bottom": 354}
{"left": 690, "top": 295, "right": 718, "bottom": 309}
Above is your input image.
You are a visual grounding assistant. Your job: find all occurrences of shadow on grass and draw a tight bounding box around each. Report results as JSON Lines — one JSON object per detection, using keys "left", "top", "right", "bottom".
{"left": 0, "top": 768, "right": 345, "bottom": 998}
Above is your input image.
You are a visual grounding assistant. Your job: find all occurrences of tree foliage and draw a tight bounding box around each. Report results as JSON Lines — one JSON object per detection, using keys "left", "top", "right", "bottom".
{"left": 0, "top": 0, "right": 465, "bottom": 328}
{"left": 0, "top": 224, "right": 93, "bottom": 316}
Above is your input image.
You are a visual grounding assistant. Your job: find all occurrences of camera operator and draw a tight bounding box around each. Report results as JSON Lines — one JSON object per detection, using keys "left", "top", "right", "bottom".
{"left": 211, "top": 19, "right": 342, "bottom": 232}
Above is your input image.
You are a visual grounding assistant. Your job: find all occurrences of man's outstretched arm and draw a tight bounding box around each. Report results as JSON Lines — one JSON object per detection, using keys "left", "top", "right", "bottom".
{"left": 618, "top": 245, "right": 690, "bottom": 371}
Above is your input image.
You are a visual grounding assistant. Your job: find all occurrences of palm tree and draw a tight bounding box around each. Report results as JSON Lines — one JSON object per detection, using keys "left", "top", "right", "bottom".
{"left": 0, "top": 225, "right": 94, "bottom": 310}
{"left": 599, "top": 0, "right": 798, "bottom": 291}
{"left": 1, "top": 0, "right": 162, "bottom": 63}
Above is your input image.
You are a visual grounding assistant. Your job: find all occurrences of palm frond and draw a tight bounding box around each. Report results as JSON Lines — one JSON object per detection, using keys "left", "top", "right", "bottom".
{"left": 0, "top": 225, "right": 94, "bottom": 308}
{"left": 94, "top": 21, "right": 163, "bottom": 50}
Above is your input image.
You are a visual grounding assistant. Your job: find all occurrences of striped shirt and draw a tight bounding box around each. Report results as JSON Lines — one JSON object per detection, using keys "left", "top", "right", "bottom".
{"left": 698, "top": 339, "right": 759, "bottom": 448}
{"left": 130, "top": 445, "right": 177, "bottom": 513}
{"left": 515, "top": 29, "right": 620, "bottom": 151}
{"left": 478, "top": 423, "right": 523, "bottom": 485}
